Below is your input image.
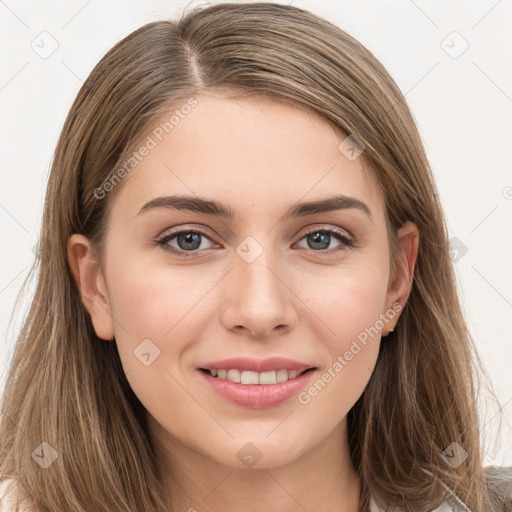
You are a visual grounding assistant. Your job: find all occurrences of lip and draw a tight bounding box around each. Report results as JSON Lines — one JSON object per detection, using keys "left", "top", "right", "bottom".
{"left": 199, "top": 369, "right": 316, "bottom": 408}
{"left": 199, "top": 357, "right": 314, "bottom": 373}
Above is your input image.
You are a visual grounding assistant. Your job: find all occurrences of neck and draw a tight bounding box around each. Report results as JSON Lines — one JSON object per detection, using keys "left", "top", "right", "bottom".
{"left": 151, "top": 417, "right": 361, "bottom": 512}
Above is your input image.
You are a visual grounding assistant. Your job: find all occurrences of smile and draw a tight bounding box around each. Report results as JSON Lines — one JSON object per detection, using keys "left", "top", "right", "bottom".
{"left": 201, "top": 368, "right": 309, "bottom": 385}
{"left": 198, "top": 368, "right": 318, "bottom": 409}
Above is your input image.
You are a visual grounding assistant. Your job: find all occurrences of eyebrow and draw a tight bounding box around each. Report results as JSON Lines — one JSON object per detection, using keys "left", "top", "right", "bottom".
{"left": 136, "top": 194, "right": 372, "bottom": 222}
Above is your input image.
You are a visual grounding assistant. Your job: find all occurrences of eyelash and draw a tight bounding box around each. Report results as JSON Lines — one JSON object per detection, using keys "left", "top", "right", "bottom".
{"left": 154, "top": 226, "right": 356, "bottom": 258}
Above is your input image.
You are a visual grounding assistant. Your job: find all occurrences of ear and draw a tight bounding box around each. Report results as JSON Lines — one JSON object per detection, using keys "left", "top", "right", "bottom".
{"left": 67, "top": 234, "right": 115, "bottom": 341}
{"left": 382, "top": 221, "right": 419, "bottom": 335}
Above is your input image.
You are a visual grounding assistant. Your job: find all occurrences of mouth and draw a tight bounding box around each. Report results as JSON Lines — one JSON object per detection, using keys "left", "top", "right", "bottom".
{"left": 196, "top": 358, "right": 318, "bottom": 408}
{"left": 198, "top": 367, "right": 315, "bottom": 385}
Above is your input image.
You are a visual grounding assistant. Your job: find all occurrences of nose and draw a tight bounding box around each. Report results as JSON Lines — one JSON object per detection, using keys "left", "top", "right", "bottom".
{"left": 220, "top": 246, "right": 298, "bottom": 339}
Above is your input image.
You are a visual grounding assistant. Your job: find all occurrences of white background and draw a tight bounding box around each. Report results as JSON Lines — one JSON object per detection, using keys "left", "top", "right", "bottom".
{"left": 1, "top": 0, "right": 511, "bottom": 466}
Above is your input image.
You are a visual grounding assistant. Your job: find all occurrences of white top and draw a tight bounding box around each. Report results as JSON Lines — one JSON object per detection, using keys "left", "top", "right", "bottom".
{"left": 0, "top": 479, "right": 32, "bottom": 511}
{"left": 370, "top": 496, "right": 461, "bottom": 511}
{"left": 0, "top": 477, "right": 462, "bottom": 511}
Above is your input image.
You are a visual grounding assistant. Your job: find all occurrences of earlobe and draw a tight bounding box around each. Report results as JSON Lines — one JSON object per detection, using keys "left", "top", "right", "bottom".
{"left": 383, "top": 221, "right": 420, "bottom": 334}
{"left": 67, "top": 234, "right": 115, "bottom": 341}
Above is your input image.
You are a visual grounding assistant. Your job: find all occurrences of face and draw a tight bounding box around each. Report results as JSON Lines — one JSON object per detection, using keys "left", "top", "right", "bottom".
{"left": 68, "top": 90, "right": 418, "bottom": 471}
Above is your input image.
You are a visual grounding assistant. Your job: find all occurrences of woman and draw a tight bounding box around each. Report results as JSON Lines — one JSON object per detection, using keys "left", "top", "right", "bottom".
{"left": 0, "top": 2, "right": 510, "bottom": 511}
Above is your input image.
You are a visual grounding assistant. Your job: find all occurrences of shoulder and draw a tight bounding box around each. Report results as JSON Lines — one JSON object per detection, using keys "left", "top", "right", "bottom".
{"left": 0, "top": 478, "right": 32, "bottom": 512}
{"left": 370, "top": 466, "right": 512, "bottom": 512}
{"left": 486, "top": 465, "right": 512, "bottom": 494}
{"left": 369, "top": 496, "right": 467, "bottom": 511}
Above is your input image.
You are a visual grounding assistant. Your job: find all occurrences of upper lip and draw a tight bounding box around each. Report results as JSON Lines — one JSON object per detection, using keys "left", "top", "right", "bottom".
{"left": 199, "top": 357, "right": 315, "bottom": 373}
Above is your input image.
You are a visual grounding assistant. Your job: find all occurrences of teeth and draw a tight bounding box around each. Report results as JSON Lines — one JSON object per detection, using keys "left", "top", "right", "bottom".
{"left": 227, "top": 369, "right": 241, "bottom": 383}
{"left": 259, "top": 371, "right": 277, "bottom": 385}
{"left": 241, "top": 371, "right": 260, "bottom": 385}
{"left": 208, "top": 368, "right": 307, "bottom": 385}
{"left": 276, "top": 369, "right": 288, "bottom": 382}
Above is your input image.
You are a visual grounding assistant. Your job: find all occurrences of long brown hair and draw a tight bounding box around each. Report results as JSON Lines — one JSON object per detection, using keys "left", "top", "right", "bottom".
{"left": 1, "top": 2, "right": 510, "bottom": 511}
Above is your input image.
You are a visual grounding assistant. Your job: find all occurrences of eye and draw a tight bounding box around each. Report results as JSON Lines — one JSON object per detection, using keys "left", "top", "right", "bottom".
{"left": 295, "top": 227, "right": 354, "bottom": 254}
{"left": 155, "top": 227, "right": 216, "bottom": 257}
{"left": 154, "top": 226, "right": 355, "bottom": 257}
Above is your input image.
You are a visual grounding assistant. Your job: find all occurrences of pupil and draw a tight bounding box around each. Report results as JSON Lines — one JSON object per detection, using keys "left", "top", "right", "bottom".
{"left": 309, "top": 232, "right": 330, "bottom": 250}
{"left": 178, "top": 232, "right": 201, "bottom": 250}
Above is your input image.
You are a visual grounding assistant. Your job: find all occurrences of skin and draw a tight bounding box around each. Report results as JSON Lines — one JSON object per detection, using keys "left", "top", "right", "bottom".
{"left": 68, "top": 90, "right": 419, "bottom": 512}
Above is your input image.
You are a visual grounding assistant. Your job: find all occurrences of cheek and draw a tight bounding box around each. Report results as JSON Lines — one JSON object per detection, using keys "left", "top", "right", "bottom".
{"left": 304, "top": 258, "right": 389, "bottom": 344}
{"left": 107, "top": 253, "right": 207, "bottom": 339}
{"left": 104, "top": 260, "right": 177, "bottom": 362}
{"left": 105, "top": 254, "right": 222, "bottom": 385}
{"left": 299, "top": 261, "right": 388, "bottom": 403}
{"left": 105, "top": 261, "right": 208, "bottom": 419}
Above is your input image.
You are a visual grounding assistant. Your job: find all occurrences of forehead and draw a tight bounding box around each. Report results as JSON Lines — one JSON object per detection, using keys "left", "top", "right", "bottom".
{"left": 108, "top": 92, "right": 385, "bottom": 224}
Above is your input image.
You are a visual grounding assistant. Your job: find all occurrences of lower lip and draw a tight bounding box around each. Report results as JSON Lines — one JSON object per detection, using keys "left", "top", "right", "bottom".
{"left": 198, "top": 369, "right": 316, "bottom": 409}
